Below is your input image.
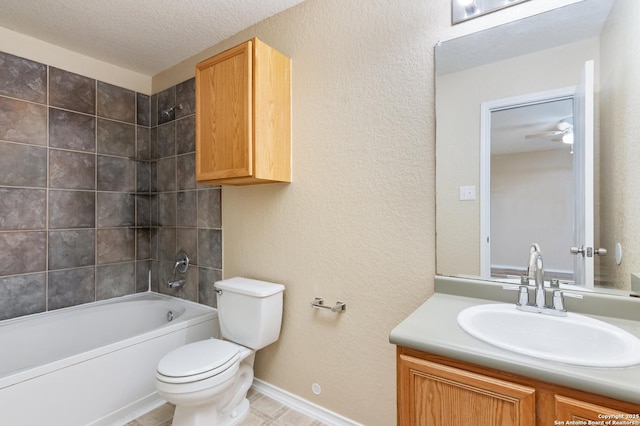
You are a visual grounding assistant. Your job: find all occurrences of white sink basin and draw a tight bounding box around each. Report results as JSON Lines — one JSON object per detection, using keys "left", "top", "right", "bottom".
{"left": 457, "top": 304, "right": 640, "bottom": 367}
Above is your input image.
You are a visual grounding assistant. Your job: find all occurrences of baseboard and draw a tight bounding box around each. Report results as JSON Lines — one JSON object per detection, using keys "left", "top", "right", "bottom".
{"left": 251, "top": 379, "right": 363, "bottom": 426}
{"left": 88, "top": 392, "right": 166, "bottom": 426}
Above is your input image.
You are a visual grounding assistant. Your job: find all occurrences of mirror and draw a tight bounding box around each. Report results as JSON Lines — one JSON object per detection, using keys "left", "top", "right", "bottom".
{"left": 436, "top": 0, "right": 640, "bottom": 295}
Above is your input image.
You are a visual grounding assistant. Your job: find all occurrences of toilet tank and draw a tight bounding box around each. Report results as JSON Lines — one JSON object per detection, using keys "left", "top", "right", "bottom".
{"left": 214, "top": 277, "right": 285, "bottom": 350}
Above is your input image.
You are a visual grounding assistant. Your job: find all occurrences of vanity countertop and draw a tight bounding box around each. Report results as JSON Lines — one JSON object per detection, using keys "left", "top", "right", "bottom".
{"left": 389, "top": 276, "right": 640, "bottom": 405}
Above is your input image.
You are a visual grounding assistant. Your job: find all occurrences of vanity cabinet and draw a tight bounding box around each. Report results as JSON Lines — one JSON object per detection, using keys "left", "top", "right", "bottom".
{"left": 397, "top": 347, "right": 640, "bottom": 426}
{"left": 555, "top": 395, "right": 633, "bottom": 421}
{"left": 195, "top": 38, "right": 291, "bottom": 185}
{"left": 398, "top": 349, "right": 535, "bottom": 426}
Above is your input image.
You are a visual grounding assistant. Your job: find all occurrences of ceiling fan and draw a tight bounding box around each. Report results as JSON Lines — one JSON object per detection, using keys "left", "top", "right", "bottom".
{"left": 525, "top": 120, "right": 574, "bottom": 143}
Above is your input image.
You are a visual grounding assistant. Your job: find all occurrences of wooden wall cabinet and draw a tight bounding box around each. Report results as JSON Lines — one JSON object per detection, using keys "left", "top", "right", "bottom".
{"left": 397, "top": 347, "right": 640, "bottom": 426}
{"left": 196, "top": 38, "right": 291, "bottom": 185}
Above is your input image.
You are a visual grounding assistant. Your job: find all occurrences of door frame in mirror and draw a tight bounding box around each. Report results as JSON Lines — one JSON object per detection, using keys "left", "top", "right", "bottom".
{"left": 479, "top": 86, "right": 576, "bottom": 279}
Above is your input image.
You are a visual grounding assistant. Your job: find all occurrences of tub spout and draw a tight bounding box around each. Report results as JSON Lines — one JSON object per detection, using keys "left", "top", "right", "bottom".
{"left": 167, "top": 279, "right": 185, "bottom": 288}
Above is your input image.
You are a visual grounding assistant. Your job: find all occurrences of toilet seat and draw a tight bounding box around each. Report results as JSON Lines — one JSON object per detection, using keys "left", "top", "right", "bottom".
{"left": 156, "top": 339, "right": 241, "bottom": 384}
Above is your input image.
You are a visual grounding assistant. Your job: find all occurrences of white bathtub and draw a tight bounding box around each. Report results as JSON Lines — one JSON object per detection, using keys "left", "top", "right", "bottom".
{"left": 0, "top": 292, "right": 218, "bottom": 425}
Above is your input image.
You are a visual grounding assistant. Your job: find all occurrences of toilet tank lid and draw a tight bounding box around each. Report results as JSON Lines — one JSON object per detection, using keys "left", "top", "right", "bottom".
{"left": 215, "top": 277, "right": 285, "bottom": 297}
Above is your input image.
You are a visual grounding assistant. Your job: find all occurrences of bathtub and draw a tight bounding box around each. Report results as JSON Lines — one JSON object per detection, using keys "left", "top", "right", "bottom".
{"left": 0, "top": 292, "right": 218, "bottom": 425}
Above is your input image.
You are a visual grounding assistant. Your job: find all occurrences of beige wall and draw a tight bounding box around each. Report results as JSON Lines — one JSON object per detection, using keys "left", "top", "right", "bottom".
{"left": 491, "top": 150, "right": 574, "bottom": 274}
{"left": 436, "top": 38, "right": 599, "bottom": 277}
{"left": 211, "top": 2, "right": 438, "bottom": 424}
{"left": 151, "top": 0, "right": 585, "bottom": 423}
{"left": 599, "top": 0, "right": 640, "bottom": 288}
{"left": 156, "top": 1, "right": 440, "bottom": 423}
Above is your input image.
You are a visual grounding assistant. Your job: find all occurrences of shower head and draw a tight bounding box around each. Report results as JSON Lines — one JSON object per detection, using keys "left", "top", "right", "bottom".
{"left": 159, "top": 103, "right": 183, "bottom": 121}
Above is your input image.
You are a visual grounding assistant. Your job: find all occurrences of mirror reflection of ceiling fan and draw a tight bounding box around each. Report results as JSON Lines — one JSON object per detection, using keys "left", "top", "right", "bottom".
{"left": 525, "top": 119, "right": 574, "bottom": 144}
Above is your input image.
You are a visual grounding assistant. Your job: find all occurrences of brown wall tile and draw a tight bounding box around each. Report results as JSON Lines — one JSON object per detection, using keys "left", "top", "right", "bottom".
{"left": 0, "top": 96, "right": 47, "bottom": 145}
{"left": 0, "top": 188, "right": 46, "bottom": 230}
{"left": 96, "top": 262, "right": 135, "bottom": 300}
{"left": 176, "top": 115, "right": 195, "bottom": 154}
{"left": 49, "top": 190, "right": 95, "bottom": 228}
{"left": 49, "top": 67, "right": 95, "bottom": 114}
{"left": 177, "top": 153, "right": 196, "bottom": 190}
{"left": 175, "top": 78, "right": 195, "bottom": 119}
{"left": 97, "top": 81, "right": 135, "bottom": 123}
{"left": 0, "top": 142, "right": 47, "bottom": 187}
{"left": 157, "top": 86, "right": 175, "bottom": 125}
{"left": 157, "top": 121, "right": 176, "bottom": 158}
{"left": 0, "top": 231, "right": 46, "bottom": 275}
{"left": 97, "top": 156, "right": 136, "bottom": 192}
{"left": 0, "top": 273, "right": 46, "bottom": 320}
{"left": 157, "top": 157, "right": 176, "bottom": 192}
{"left": 97, "top": 118, "right": 136, "bottom": 157}
{"left": 97, "top": 192, "right": 135, "bottom": 227}
{"left": 49, "top": 108, "right": 96, "bottom": 152}
{"left": 97, "top": 228, "right": 135, "bottom": 264}
{"left": 49, "top": 149, "right": 95, "bottom": 190}
{"left": 137, "top": 93, "right": 150, "bottom": 127}
{"left": 48, "top": 267, "right": 95, "bottom": 310}
{"left": 197, "top": 229, "right": 222, "bottom": 269}
{"left": 48, "top": 229, "right": 95, "bottom": 270}
{"left": 197, "top": 188, "right": 222, "bottom": 229}
{"left": 137, "top": 126, "right": 150, "bottom": 160}
{"left": 0, "top": 52, "right": 47, "bottom": 104}
{"left": 177, "top": 191, "right": 197, "bottom": 227}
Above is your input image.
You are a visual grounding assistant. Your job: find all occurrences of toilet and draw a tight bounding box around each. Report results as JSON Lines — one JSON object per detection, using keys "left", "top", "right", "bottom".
{"left": 155, "top": 277, "right": 285, "bottom": 426}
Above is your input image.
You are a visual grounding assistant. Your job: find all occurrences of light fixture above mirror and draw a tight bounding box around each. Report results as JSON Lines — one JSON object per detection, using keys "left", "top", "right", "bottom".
{"left": 452, "top": 0, "right": 530, "bottom": 24}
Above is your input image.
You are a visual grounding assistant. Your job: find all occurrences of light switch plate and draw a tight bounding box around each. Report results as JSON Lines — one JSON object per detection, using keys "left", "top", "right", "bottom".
{"left": 459, "top": 185, "right": 476, "bottom": 201}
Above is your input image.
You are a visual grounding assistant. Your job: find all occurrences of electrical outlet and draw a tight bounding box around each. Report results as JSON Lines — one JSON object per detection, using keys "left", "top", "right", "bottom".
{"left": 459, "top": 185, "right": 476, "bottom": 201}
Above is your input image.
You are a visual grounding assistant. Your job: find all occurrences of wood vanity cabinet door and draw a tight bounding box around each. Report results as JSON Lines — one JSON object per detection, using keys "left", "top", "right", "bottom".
{"left": 398, "top": 353, "right": 535, "bottom": 426}
{"left": 555, "top": 395, "right": 635, "bottom": 422}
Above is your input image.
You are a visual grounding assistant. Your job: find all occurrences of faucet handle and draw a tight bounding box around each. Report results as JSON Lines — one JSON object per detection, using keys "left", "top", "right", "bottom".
{"left": 173, "top": 252, "right": 189, "bottom": 274}
{"left": 503, "top": 285, "right": 530, "bottom": 306}
{"left": 552, "top": 290, "right": 584, "bottom": 312}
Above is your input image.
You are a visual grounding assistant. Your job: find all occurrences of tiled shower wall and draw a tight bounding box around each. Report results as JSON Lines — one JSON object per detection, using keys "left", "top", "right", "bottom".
{"left": 150, "top": 79, "right": 222, "bottom": 306}
{"left": 0, "top": 51, "right": 222, "bottom": 321}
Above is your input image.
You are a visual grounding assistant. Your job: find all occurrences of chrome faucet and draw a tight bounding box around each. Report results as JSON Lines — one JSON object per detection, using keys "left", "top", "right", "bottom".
{"left": 526, "top": 243, "right": 545, "bottom": 309}
{"left": 167, "top": 252, "right": 189, "bottom": 289}
{"left": 503, "top": 243, "right": 583, "bottom": 316}
{"left": 167, "top": 278, "right": 186, "bottom": 288}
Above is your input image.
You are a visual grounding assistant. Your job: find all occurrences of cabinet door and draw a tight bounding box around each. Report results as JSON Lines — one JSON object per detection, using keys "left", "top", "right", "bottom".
{"left": 398, "top": 354, "right": 535, "bottom": 426}
{"left": 555, "top": 395, "right": 636, "bottom": 422}
{"left": 196, "top": 40, "right": 253, "bottom": 181}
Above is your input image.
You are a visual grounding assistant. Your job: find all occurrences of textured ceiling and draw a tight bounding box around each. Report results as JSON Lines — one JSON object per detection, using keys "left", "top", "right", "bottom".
{"left": 0, "top": 0, "right": 306, "bottom": 76}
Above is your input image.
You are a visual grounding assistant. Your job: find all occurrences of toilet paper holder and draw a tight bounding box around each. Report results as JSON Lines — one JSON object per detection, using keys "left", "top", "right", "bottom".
{"left": 310, "top": 297, "right": 346, "bottom": 313}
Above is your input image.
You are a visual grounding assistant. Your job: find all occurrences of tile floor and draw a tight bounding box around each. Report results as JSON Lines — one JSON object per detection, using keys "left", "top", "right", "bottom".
{"left": 127, "top": 388, "right": 329, "bottom": 426}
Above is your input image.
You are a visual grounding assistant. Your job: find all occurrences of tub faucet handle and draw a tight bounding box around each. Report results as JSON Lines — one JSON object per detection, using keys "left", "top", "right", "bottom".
{"left": 174, "top": 252, "right": 189, "bottom": 274}
{"left": 168, "top": 252, "right": 189, "bottom": 288}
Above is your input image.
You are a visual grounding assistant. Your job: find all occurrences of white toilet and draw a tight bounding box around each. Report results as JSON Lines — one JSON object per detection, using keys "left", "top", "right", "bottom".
{"left": 155, "top": 277, "right": 285, "bottom": 426}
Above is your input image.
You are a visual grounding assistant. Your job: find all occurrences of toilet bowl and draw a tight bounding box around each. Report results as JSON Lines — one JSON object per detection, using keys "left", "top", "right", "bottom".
{"left": 155, "top": 277, "right": 284, "bottom": 426}
{"left": 156, "top": 339, "right": 255, "bottom": 426}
